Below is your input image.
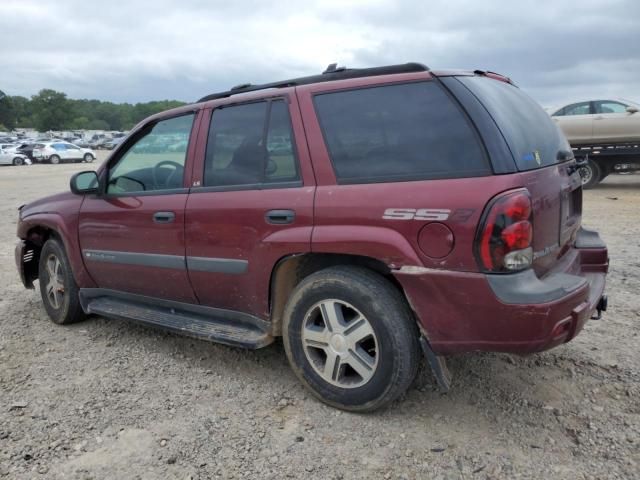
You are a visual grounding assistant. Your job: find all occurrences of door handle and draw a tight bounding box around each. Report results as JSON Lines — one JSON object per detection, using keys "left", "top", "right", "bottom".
{"left": 265, "top": 209, "right": 295, "bottom": 225}
{"left": 594, "top": 116, "right": 604, "bottom": 120}
{"left": 153, "top": 211, "right": 175, "bottom": 224}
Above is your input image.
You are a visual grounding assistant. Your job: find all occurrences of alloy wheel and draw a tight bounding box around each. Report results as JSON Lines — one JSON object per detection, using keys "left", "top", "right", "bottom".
{"left": 45, "top": 254, "right": 65, "bottom": 309}
{"left": 301, "top": 299, "right": 379, "bottom": 388}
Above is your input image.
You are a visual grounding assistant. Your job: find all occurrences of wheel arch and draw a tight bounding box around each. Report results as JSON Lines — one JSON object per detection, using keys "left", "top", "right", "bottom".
{"left": 18, "top": 214, "right": 95, "bottom": 288}
{"left": 268, "top": 252, "right": 407, "bottom": 336}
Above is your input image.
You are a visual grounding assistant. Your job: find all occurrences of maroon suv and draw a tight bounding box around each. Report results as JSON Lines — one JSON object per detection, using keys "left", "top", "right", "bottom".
{"left": 15, "top": 63, "right": 609, "bottom": 411}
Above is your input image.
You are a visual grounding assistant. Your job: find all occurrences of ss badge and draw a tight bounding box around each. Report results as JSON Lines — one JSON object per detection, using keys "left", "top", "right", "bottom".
{"left": 382, "top": 208, "right": 451, "bottom": 221}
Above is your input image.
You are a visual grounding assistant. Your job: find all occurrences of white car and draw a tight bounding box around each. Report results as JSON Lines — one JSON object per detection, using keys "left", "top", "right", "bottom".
{"left": 0, "top": 145, "right": 29, "bottom": 166}
{"left": 32, "top": 141, "right": 96, "bottom": 164}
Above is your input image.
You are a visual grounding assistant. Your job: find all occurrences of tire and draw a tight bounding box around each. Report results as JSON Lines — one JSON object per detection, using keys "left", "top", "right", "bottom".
{"left": 282, "top": 266, "right": 421, "bottom": 412}
{"left": 83, "top": 153, "right": 95, "bottom": 163}
{"left": 12, "top": 157, "right": 24, "bottom": 166}
{"left": 38, "top": 239, "right": 86, "bottom": 325}
{"left": 49, "top": 154, "right": 60, "bottom": 165}
{"left": 578, "top": 159, "right": 602, "bottom": 189}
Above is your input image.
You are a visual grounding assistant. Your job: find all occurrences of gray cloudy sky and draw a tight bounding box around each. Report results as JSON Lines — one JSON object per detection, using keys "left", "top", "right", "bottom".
{"left": 1, "top": 0, "right": 639, "bottom": 107}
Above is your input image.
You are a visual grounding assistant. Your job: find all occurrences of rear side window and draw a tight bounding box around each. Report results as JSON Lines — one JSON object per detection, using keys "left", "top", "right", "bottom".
{"left": 313, "top": 81, "right": 489, "bottom": 184}
{"left": 458, "top": 76, "right": 571, "bottom": 171}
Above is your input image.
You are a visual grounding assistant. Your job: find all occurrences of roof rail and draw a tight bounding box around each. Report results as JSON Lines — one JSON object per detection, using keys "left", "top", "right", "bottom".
{"left": 197, "top": 62, "right": 429, "bottom": 103}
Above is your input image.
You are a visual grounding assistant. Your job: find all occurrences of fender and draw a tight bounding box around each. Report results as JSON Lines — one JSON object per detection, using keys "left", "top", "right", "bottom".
{"left": 311, "top": 225, "right": 422, "bottom": 267}
{"left": 18, "top": 212, "right": 96, "bottom": 288}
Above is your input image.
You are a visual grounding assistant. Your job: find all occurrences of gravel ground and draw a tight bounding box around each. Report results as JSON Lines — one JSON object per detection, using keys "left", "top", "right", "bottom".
{"left": 0, "top": 156, "right": 638, "bottom": 480}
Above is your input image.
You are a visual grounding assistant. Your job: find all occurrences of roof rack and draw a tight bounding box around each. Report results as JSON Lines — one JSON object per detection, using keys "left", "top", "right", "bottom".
{"left": 197, "top": 62, "right": 429, "bottom": 103}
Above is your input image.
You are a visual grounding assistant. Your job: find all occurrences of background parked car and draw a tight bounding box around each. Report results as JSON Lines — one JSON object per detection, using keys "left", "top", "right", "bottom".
{"left": 15, "top": 142, "right": 39, "bottom": 162}
{"left": 31, "top": 142, "right": 96, "bottom": 164}
{"left": 0, "top": 143, "right": 20, "bottom": 152}
{"left": 88, "top": 137, "right": 109, "bottom": 149}
{"left": 103, "top": 136, "right": 126, "bottom": 150}
{"left": 0, "top": 145, "right": 29, "bottom": 165}
{"left": 550, "top": 99, "right": 640, "bottom": 145}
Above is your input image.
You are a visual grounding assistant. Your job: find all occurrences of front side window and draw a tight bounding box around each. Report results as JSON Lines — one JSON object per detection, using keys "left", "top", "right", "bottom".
{"left": 594, "top": 100, "right": 628, "bottom": 114}
{"left": 557, "top": 102, "right": 591, "bottom": 116}
{"left": 204, "top": 99, "right": 299, "bottom": 187}
{"left": 313, "top": 81, "right": 489, "bottom": 184}
{"left": 107, "top": 113, "right": 194, "bottom": 194}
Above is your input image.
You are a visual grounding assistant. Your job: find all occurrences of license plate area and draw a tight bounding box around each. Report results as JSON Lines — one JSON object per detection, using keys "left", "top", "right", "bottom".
{"left": 559, "top": 175, "right": 583, "bottom": 247}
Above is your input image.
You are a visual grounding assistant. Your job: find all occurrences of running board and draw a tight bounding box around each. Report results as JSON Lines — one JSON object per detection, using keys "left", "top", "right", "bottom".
{"left": 79, "top": 289, "right": 273, "bottom": 349}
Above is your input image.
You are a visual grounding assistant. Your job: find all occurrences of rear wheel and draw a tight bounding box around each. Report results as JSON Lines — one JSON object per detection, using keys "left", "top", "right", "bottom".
{"left": 83, "top": 153, "right": 95, "bottom": 163}
{"left": 283, "top": 266, "right": 420, "bottom": 412}
{"left": 12, "top": 157, "right": 24, "bottom": 166}
{"left": 578, "top": 159, "right": 602, "bottom": 189}
{"left": 38, "top": 239, "right": 86, "bottom": 325}
{"left": 49, "top": 154, "right": 60, "bottom": 165}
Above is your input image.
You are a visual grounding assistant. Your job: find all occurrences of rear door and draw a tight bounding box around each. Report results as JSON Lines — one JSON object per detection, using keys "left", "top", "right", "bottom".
{"left": 184, "top": 94, "right": 315, "bottom": 318}
{"left": 63, "top": 142, "right": 83, "bottom": 160}
{"left": 79, "top": 112, "right": 200, "bottom": 303}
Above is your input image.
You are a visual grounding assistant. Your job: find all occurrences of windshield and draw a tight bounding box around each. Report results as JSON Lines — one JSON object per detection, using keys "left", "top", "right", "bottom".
{"left": 457, "top": 76, "right": 571, "bottom": 171}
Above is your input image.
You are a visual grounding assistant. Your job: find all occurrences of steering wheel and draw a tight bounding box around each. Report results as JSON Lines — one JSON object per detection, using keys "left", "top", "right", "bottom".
{"left": 152, "top": 160, "right": 183, "bottom": 188}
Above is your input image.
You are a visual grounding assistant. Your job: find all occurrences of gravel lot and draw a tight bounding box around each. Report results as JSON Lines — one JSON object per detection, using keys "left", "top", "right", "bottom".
{"left": 0, "top": 156, "right": 638, "bottom": 479}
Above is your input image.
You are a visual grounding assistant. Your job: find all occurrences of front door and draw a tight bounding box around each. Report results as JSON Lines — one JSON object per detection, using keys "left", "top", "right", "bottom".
{"left": 79, "top": 112, "right": 199, "bottom": 303}
{"left": 185, "top": 96, "right": 315, "bottom": 318}
{"left": 553, "top": 101, "right": 594, "bottom": 144}
{"left": 64, "top": 142, "right": 83, "bottom": 161}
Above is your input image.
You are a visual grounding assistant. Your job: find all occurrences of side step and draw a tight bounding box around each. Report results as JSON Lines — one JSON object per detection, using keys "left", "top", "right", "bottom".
{"left": 79, "top": 289, "right": 273, "bottom": 349}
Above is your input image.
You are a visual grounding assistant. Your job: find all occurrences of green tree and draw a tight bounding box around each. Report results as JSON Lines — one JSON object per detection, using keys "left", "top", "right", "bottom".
{"left": 0, "top": 90, "right": 15, "bottom": 129}
{"left": 9, "top": 96, "right": 31, "bottom": 127}
{"left": 30, "top": 89, "right": 70, "bottom": 131}
{"left": 69, "top": 116, "right": 90, "bottom": 129}
{"left": 1, "top": 89, "right": 187, "bottom": 132}
{"left": 87, "top": 119, "right": 110, "bottom": 130}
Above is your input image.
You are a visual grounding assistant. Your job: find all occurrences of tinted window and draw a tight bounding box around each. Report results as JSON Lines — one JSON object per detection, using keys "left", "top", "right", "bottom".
{"left": 458, "top": 76, "right": 571, "bottom": 171}
{"left": 107, "top": 114, "right": 194, "bottom": 194}
{"left": 204, "top": 100, "right": 299, "bottom": 187}
{"left": 594, "top": 100, "right": 627, "bottom": 114}
{"left": 313, "top": 82, "right": 488, "bottom": 183}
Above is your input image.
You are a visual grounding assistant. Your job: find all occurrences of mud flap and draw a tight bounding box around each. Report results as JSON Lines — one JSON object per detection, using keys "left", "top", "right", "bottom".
{"left": 419, "top": 336, "right": 452, "bottom": 392}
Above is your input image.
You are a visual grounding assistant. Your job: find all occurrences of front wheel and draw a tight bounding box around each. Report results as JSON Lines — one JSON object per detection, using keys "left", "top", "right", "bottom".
{"left": 283, "top": 266, "right": 420, "bottom": 412}
{"left": 38, "top": 239, "right": 86, "bottom": 325}
{"left": 12, "top": 157, "right": 24, "bottom": 166}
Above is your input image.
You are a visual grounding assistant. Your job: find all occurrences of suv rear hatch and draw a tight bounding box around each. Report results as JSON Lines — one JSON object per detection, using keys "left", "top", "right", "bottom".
{"left": 452, "top": 74, "right": 583, "bottom": 276}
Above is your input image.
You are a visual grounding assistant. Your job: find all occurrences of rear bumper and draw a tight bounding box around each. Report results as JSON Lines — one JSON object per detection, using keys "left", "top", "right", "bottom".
{"left": 395, "top": 228, "right": 608, "bottom": 355}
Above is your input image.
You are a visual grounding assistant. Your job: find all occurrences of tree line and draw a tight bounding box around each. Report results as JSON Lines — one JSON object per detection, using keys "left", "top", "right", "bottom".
{"left": 0, "top": 89, "right": 186, "bottom": 133}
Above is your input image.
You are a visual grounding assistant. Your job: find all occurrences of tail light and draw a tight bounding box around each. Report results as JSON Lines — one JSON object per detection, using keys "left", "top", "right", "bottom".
{"left": 475, "top": 189, "right": 533, "bottom": 273}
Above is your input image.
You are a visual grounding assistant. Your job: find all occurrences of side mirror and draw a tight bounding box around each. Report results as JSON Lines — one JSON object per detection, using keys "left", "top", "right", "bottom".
{"left": 70, "top": 171, "right": 99, "bottom": 195}
{"left": 627, "top": 106, "right": 638, "bottom": 114}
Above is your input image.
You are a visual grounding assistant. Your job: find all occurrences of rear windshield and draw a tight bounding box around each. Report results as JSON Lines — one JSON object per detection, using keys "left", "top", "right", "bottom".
{"left": 457, "top": 76, "right": 571, "bottom": 171}
{"left": 313, "top": 81, "right": 490, "bottom": 184}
